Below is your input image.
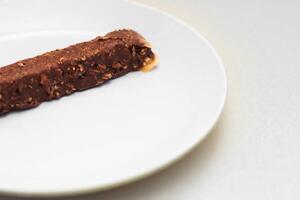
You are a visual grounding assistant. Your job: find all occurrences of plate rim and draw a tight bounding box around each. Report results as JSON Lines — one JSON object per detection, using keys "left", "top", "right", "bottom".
{"left": 0, "top": 0, "right": 227, "bottom": 197}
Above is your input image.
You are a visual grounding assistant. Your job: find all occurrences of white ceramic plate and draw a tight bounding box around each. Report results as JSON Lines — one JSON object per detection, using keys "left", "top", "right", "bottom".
{"left": 0, "top": 0, "right": 226, "bottom": 196}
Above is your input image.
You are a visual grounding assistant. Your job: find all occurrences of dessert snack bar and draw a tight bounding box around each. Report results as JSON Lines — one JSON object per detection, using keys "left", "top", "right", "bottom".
{"left": 0, "top": 29, "right": 156, "bottom": 115}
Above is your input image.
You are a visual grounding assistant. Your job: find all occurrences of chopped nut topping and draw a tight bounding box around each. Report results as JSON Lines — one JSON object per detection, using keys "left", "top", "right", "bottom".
{"left": 79, "top": 65, "right": 84, "bottom": 72}
{"left": 17, "top": 62, "right": 25, "bottom": 67}
{"left": 140, "top": 48, "right": 148, "bottom": 56}
{"left": 132, "top": 46, "right": 136, "bottom": 56}
{"left": 145, "top": 57, "right": 151, "bottom": 63}
{"left": 142, "top": 57, "right": 152, "bottom": 66}
{"left": 102, "top": 73, "right": 112, "bottom": 80}
{"left": 112, "top": 62, "right": 122, "bottom": 69}
{"left": 140, "top": 56, "right": 157, "bottom": 72}
{"left": 40, "top": 74, "right": 49, "bottom": 85}
{"left": 53, "top": 85, "right": 59, "bottom": 90}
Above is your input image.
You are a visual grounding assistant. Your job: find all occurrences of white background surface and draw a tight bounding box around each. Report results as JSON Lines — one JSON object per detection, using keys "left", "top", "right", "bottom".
{"left": 1, "top": 0, "right": 300, "bottom": 199}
